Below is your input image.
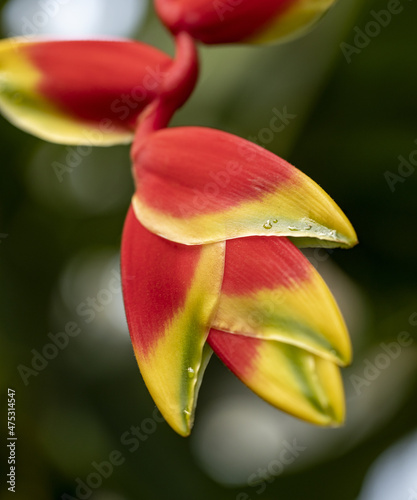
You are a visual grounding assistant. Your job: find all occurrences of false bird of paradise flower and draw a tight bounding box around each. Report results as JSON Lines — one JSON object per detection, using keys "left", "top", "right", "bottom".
{"left": 0, "top": 2, "right": 356, "bottom": 437}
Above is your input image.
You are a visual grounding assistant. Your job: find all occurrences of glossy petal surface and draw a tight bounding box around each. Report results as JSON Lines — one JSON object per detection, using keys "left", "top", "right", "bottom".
{"left": 121, "top": 207, "right": 225, "bottom": 436}
{"left": 0, "top": 38, "right": 172, "bottom": 145}
{"left": 209, "top": 329, "right": 345, "bottom": 425}
{"left": 132, "top": 126, "right": 357, "bottom": 247}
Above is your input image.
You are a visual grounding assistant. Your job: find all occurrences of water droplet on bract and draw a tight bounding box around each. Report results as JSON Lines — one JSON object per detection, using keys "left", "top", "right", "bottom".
{"left": 184, "top": 409, "right": 191, "bottom": 416}
{"left": 272, "top": 219, "right": 278, "bottom": 224}
{"left": 187, "top": 367, "right": 195, "bottom": 378}
{"left": 263, "top": 220, "right": 272, "bottom": 230}
{"left": 329, "top": 229, "right": 337, "bottom": 238}
{"left": 301, "top": 218, "right": 313, "bottom": 230}
{"left": 288, "top": 226, "right": 299, "bottom": 231}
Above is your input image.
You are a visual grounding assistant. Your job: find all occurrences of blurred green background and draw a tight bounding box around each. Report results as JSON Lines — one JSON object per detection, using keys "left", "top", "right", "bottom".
{"left": 1, "top": 0, "right": 417, "bottom": 499}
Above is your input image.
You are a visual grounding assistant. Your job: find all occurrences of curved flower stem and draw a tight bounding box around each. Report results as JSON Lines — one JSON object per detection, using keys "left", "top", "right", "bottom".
{"left": 162, "top": 31, "right": 199, "bottom": 101}
{"left": 132, "top": 32, "right": 199, "bottom": 159}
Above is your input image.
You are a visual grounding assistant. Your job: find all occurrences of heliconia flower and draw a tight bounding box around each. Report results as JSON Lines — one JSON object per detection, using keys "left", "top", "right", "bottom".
{"left": 131, "top": 126, "right": 357, "bottom": 248}
{"left": 0, "top": 33, "right": 198, "bottom": 145}
{"left": 154, "top": 0, "right": 336, "bottom": 45}
{"left": 121, "top": 206, "right": 349, "bottom": 436}
{"left": 123, "top": 124, "right": 356, "bottom": 436}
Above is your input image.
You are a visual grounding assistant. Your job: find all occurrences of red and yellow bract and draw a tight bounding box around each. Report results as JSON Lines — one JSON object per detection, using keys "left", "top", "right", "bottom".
{"left": 132, "top": 126, "right": 356, "bottom": 248}
{"left": 0, "top": 34, "right": 197, "bottom": 145}
{"left": 155, "top": 0, "right": 336, "bottom": 44}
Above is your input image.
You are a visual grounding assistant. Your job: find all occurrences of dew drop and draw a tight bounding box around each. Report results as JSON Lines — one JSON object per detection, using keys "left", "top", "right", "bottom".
{"left": 272, "top": 219, "right": 278, "bottom": 224}
{"left": 263, "top": 220, "right": 272, "bottom": 230}
{"left": 301, "top": 218, "right": 313, "bottom": 230}
{"left": 288, "top": 226, "right": 299, "bottom": 231}
{"left": 183, "top": 409, "right": 191, "bottom": 416}
{"left": 187, "top": 367, "right": 195, "bottom": 378}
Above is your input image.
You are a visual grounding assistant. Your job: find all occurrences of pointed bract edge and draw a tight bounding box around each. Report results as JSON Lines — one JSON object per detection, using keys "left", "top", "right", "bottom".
{"left": 132, "top": 126, "right": 357, "bottom": 248}
{"left": 208, "top": 329, "right": 345, "bottom": 426}
{"left": 248, "top": 0, "right": 336, "bottom": 44}
{"left": 211, "top": 236, "right": 351, "bottom": 366}
{"left": 121, "top": 207, "right": 225, "bottom": 436}
{"left": 0, "top": 38, "right": 172, "bottom": 145}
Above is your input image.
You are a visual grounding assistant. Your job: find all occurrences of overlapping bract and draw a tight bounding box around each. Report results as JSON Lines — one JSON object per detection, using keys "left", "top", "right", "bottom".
{"left": 0, "top": 1, "right": 357, "bottom": 437}
{"left": 126, "top": 127, "right": 356, "bottom": 435}
{"left": 122, "top": 205, "right": 352, "bottom": 435}
{"left": 155, "top": 0, "right": 336, "bottom": 44}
